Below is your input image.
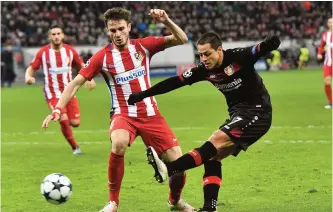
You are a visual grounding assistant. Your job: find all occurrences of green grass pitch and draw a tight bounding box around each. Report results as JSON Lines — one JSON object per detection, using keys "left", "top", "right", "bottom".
{"left": 1, "top": 69, "right": 332, "bottom": 212}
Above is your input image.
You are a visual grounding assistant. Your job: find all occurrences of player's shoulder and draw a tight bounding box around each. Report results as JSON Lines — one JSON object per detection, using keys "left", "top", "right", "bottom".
{"left": 36, "top": 45, "right": 49, "bottom": 55}
{"left": 63, "top": 43, "right": 76, "bottom": 50}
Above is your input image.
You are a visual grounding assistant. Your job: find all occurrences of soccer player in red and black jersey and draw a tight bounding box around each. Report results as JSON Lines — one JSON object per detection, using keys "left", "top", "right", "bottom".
{"left": 25, "top": 25, "right": 96, "bottom": 154}
{"left": 128, "top": 32, "right": 280, "bottom": 212}
{"left": 42, "top": 8, "right": 195, "bottom": 212}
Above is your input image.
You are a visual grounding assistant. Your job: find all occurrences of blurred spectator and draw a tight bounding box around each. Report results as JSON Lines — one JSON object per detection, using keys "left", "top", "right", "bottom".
{"left": 1, "top": 2, "right": 332, "bottom": 46}
{"left": 1, "top": 42, "right": 16, "bottom": 87}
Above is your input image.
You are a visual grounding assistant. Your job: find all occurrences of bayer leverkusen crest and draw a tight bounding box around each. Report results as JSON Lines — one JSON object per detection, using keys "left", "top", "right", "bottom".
{"left": 224, "top": 65, "right": 235, "bottom": 76}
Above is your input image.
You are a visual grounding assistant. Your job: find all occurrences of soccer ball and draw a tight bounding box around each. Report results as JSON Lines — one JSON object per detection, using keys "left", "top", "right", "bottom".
{"left": 40, "top": 173, "right": 73, "bottom": 204}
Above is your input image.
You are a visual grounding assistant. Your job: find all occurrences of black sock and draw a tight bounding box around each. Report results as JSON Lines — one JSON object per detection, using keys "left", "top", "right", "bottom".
{"left": 202, "top": 160, "right": 222, "bottom": 210}
{"left": 167, "top": 141, "right": 217, "bottom": 176}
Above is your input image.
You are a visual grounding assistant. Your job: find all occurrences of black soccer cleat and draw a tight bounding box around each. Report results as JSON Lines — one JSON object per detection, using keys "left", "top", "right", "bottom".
{"left": 146, "top": 146, "right": 168, "bottom": 183}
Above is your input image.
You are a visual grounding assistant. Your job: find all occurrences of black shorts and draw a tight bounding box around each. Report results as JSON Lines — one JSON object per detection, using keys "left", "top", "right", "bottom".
{"left": 219, "top": 108, "right": 272, "bottom": 156}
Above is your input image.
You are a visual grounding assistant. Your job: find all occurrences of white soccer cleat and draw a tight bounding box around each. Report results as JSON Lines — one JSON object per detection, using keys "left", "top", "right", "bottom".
{"left": 73, "top": 147, "right": 81, "bottom": 155}
{"left": 324, "top": 104, "right": 332, "bottom": 109}
{"left": 168, "top": 199, "right": 197, "bottom": 212}
{"left": 146, "top": 146, "right": 168, "bottom": 183}
{"left": 99, "top": 201, "right": 118, "bottom": 212}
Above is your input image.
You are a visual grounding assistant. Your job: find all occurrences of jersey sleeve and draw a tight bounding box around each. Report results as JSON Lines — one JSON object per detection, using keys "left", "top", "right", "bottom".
{"left": 317, "top": 32, "right": 326, "bottom": 56}
{"left": 71, "top": 47, "right": 84, "bottom": 67}
{"left": 79, "top": 49, "right": 105, "bottom": 81}
{"left": 30, "top": 48, "right": 44, "bottom": 70}
{"left": 139, "top": 36, "right": 166, "bottom": 56}
{"left": 225, "top": 45, "right": 262, "bottom": 66}
{"left": 178, "top": 63, "right": 207, "bottom": 85}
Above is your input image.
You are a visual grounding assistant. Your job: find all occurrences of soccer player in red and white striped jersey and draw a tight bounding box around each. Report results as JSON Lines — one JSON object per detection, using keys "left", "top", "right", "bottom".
{"left": 42, "top": 8, "right": 194, "bottom": 212}
{"left": 26, "top": 25, "right": 96, "bottom": 154}
{"left": 317, "top": 18, "right": 333, "bottom": 109}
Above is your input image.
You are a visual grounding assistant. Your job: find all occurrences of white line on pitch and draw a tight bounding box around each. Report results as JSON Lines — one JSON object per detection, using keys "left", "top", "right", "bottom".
{"left": 1, "top": 140, "right": 331, "bottom": 145}
{"left": 1, "top": 125, "right": 331, "bottom": 137}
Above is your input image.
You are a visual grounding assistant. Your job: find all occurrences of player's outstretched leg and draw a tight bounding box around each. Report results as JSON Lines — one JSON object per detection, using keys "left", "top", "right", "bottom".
{"left": 146, "top": 141, "right": 217, "bottom": 183}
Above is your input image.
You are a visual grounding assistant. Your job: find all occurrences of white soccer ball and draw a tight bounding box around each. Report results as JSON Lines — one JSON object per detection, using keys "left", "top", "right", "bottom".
{"left": 40, "top": 173, "right": 73, "bottom": 204}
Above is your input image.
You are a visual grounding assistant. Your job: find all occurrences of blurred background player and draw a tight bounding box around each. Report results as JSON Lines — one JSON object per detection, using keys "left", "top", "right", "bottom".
{"left": 25, "top": 24, "right": 96, "bottom": 154}
{"left": 317, "top": 18, "right": 333, "bottom": 109}
{"left": 42, "top": 8, "right": 195, "bottom": 212}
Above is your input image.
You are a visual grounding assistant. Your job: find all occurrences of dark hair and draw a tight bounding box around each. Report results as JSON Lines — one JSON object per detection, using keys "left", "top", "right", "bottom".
{"left": 197, "top": 32, "right": 222, "bottom": 50}
{"left": 103, "top": 7, "right": 131, "bottom": 26}
{"left": 48, "top": 24, "right": 63, "bottom": 33}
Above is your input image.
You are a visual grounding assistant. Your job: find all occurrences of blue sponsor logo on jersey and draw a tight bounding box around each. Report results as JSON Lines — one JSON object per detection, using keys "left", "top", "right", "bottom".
{"left": 115, "top": 66, "right": 146, "bottom": 84}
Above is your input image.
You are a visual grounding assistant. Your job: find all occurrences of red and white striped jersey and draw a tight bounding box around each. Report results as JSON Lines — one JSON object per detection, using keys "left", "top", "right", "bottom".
{"left": 79, "top": 36, "right": 166, "bottom": 118}
{"left": 318, "top": 30, "right": 333, "bottom": 66}
{"left": 30, "top": 44, "right": 83, "bottom": 99}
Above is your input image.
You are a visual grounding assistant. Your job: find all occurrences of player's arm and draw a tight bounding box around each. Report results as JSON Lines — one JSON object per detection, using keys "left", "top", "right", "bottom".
{"left": 42, "top": 74, "right": 87, "bottom": 128}
{"left": 42, "top": 50, "right": 104, "bottom": 128}
{"left": 72, "top": 47, "right": 96, "bottom": 90}
{"left": 25, "top": 66, "right": 36, "bottom": 85}
{"left": 149, "top": 9, "right": 188, "bottom": 48}
{"left": 128, "top": 65, "right": 206, "bottom": 105}
{"left": 317, "top": 34, "right": 326, "bottom": 60}
{"left": 25, "top": 50, "right": 43, "bottom": 85}
{"left": 230, "top": 34, "right": 281, "bottom": 65}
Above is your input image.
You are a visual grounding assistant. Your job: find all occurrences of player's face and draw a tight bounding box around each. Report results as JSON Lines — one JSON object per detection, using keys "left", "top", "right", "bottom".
{"left": 107, "top": 19, "right": 131, "bottom": 49}
{"left": 197, "top": 43, "right": 223, "bottom": 70}
{"left": 328, "top": 18, "right": 332, "bottom": 30}
{"left": 48, "top": 28, "right": 64, "bottom": 46}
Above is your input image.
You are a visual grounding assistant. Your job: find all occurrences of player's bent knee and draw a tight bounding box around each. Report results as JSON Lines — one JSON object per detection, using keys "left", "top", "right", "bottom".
{"left": 110, "top": 129, "right": 130, "bottom": 154}
{"left": 208, "top": 130, "right": 231, "bottom": 149}
{"left": 324, "top": 77, "right": 332, "bottom": 85}
{"left": 70, "top": 119, "right": 80, "bottom": 128}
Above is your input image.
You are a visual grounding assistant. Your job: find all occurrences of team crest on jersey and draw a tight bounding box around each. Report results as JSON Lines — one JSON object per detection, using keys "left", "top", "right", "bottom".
{"left": 84, "top": 60, "right": 90, "bottom": 68}
{"left": 134, "top": 52, "right": 144, "bottom": 63}
{"left": 224, "top": 65, "right": 235, "bottom": 76}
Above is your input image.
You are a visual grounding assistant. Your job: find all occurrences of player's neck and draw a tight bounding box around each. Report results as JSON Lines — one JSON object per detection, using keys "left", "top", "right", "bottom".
{"left": 50, "top": 43, "right": 63, "bottom": 51}
{"left": 113, "top": 39, "right": 130, "bottom": 51}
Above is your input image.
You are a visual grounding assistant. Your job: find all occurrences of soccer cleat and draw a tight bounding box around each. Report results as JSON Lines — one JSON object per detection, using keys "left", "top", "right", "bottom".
{"left": 168, "top": 199, "right": 197, "bottom": 212}
{"left": 146, "top": 146, "right": 168, "bottom": 183}
{"left": 324, "top": 104, "right": 332, "bottom": 109}
{"left": 73, "top": 147, "right": 81, "bottom": 155}
{"left": 99, "top": 201, "right": 118, "bottom": 212}
{"left": 197, "top": 208, "right": 217, "bottom": 212}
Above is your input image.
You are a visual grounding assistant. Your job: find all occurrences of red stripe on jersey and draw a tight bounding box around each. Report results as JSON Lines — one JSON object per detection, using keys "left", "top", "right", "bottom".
{"left": 123, "top": 46, "right": 148, "bottom": 117}
{"left": 107, "top": 51, "right": 128, "bottom": 115}
{"left": 55, "top": 51, "right": 64, "bottom": 93}
{"left": 65, "top": 48, "right": 72, "bottom": 83}
{"left": 45, "top": 49, "right": 55, "bottom": 99}
{"left": 136, "top": 43, "right": 159, "bottom": 115}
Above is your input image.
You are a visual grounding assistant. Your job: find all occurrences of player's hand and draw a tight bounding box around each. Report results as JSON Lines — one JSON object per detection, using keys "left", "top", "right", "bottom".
{"left": 84, "top": 79, "right": 96, "bottom": 91}
{"left": 25, "top": 76, "right": 36, "bottom": 85}
{"left": 317, "top": 54, "right": 323, "bottom": 60}
{"left": 128, "top": 93, "right": 144, "bottom": 105}
{"left": 42, "top": 107, "right": 61, "bottom": 128}
{"left": 263, "top": 34, "right": 281, "bottom": 50}
{"left": 148, "top": 9, "right": 169, "bottom": 24}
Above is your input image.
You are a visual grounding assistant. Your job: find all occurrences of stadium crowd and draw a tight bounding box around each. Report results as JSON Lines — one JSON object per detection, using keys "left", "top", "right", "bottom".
{"left": 1, "top": 1, "right": 332, "bottom": 46}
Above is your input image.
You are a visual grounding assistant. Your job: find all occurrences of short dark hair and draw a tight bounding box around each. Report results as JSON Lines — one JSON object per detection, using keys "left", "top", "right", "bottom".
{"left": 197, "top": 32, "right": 222, "bottom": 50}
{"left": 48, "top": 24, "right": 63, "bottom": 33}
{"left": 103, "top": 8, "right": 131, "bottom": 26}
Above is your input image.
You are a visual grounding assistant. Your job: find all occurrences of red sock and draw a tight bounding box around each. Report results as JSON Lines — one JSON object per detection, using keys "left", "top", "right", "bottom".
{"left": 168, "top": 173, "right": 186, "bottom": 205}
{"left": 59, "top": 120, "right": 78, "bottom": 149}
{"left": 325, "top": 84, "right": 332, "bottom": 104}
{"left": 108, "top": 152, "right": 124, "bottom": 205}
